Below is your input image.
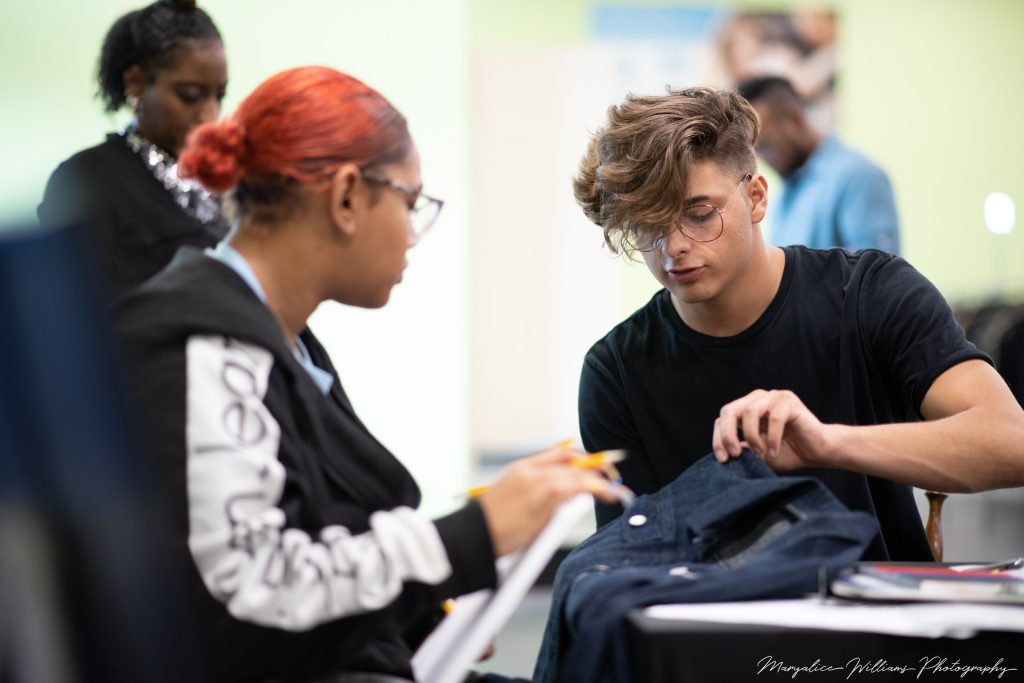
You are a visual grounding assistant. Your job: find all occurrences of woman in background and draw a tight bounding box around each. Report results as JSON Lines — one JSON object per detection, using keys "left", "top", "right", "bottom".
{"left": 39, "top": 0, "right": 228, "bottom": 297}
{"left": 113, "top": 65, "right": 619, "bottom": 682}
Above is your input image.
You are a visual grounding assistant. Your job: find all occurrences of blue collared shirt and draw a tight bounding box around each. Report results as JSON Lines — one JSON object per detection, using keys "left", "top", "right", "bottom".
{"left": 769, "top": 136, "right": 900, "bottom": 254}
{"left": 205, "top": 240, "right": 334, "bottom": 395}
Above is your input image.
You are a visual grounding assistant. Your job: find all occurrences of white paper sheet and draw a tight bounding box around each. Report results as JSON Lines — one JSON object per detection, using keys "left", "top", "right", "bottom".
{"left": 412, "top": 493, "right": 594, "bottom": 683}
{"left": 644, "top": 598, "right": 1024, "bottom": 639}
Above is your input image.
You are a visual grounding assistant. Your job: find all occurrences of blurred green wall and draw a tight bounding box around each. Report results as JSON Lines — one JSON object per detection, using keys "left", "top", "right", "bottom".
{"left": 1, "top": 0, "right": 1021, "bottom": 299}
{"left": 0, "top": 0, "right": 470, "bottom": 227}
{"left": 472, "top": 0, "right": 1024, "bottom": 302}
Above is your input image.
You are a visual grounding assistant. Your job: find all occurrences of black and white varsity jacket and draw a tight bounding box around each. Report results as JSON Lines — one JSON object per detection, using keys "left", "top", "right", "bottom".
{"left": 114, "top": 248, "right": 496, "bottom": 681}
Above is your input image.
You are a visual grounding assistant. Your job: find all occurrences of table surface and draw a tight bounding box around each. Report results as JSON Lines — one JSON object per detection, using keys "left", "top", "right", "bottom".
{"left": 625, "top": 608, "right": 1024, "bottom": 682}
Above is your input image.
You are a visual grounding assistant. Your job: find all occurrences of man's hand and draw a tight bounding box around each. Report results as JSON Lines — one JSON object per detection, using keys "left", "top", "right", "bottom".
{"left": 712, "top": 389, "right": 834, "bottom": 470}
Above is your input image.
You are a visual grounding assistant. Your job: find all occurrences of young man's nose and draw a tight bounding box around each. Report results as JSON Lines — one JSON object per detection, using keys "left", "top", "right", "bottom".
{"left": 661, "top": 226, "right": 693, "bottom": 256}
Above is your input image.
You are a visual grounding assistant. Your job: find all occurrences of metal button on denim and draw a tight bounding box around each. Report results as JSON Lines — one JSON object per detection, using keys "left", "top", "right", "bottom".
{"left": 627, "top": 514, "right": 647, "bottom": 527}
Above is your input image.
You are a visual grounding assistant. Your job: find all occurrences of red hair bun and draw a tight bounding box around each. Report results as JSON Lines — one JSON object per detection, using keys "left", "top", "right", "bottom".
{"left": 179, "top": 120, "right": 246, "bottom": 193}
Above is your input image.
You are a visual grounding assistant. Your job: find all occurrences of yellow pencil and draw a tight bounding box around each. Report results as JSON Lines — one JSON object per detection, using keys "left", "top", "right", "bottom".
{"left": 569, "top": 449, "right": 626, "bottom": 470}
{"left": 463, "top": 449, "right": 627, "bottom": 498}
{"left": 464, "top": 484, "right": 490, "bottom": 499}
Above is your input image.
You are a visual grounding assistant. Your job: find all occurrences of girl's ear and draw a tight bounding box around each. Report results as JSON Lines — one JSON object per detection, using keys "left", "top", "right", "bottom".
{"left": 328, "top": 163, "right": 362, "bottom": 235}
{"left": 122, "top": 64, "right": 145, "bottom": 100}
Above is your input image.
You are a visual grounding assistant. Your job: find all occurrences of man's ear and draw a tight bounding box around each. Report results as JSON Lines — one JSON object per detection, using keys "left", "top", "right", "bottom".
{"left": 749, "top": 172, "right": 769, "bottom": 224}
{"left": 328, "top": 163, "right": 362, "bottom": 236}
{"left": 122, "top": 64, "right": 145, "bottom": 100}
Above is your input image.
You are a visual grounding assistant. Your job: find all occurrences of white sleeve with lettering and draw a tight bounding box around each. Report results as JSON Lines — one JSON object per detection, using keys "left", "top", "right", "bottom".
{"left": 184, "top": 335, "right": 452, "bottom": 631}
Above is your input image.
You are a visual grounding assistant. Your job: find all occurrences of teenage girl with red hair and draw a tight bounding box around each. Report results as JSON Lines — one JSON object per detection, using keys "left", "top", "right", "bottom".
{"left": 113, "top": 65, "right": 619, "bottom": 682}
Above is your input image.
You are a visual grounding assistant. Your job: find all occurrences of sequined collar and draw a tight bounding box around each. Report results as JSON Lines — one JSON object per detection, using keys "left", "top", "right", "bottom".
{"left": 122, "top": 125, "right": 221, "bottom": 224}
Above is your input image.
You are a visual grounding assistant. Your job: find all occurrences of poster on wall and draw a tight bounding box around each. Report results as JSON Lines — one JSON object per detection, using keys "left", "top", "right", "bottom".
{"left": 590, "top": 5, "right": 839, "bottom": 131}
{"left": 713, "top": 8, "right": 838, "bottom": 132}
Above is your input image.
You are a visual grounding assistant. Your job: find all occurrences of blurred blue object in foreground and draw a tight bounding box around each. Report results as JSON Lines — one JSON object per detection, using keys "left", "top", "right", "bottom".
{"left": 0, "top": 223, "right": 204, "bottom": 683}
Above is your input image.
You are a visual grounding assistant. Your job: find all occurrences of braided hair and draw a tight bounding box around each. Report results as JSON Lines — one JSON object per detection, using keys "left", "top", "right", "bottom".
{"left": 97, "top": 0, "right": 221, "bottom": 113}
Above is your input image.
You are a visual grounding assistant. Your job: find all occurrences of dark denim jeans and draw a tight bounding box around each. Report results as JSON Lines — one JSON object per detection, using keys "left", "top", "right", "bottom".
{"left": 532, "top": 451, "right": 879, "bottom": 683}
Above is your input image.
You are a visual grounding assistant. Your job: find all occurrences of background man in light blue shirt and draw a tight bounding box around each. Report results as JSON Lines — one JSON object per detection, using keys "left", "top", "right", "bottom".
{"left": 738, "top": 76, "right": 900, "bottom": 254}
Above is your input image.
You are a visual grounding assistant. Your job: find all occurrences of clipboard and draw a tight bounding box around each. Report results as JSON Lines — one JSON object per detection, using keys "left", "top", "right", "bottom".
{"left": 411, "top": 493, "right": 593, "bottom": 683}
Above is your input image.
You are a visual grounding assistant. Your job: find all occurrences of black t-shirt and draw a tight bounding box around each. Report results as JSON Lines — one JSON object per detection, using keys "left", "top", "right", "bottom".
{"left": 38, "top": 133, "right": 228, "bottom": 299}
{"left": 579, "top": 246, "right": 988, "bottom": 561}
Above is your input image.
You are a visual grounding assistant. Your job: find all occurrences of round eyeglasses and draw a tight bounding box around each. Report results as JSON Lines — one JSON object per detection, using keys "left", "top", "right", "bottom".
{"left": 361, "top": 172, "right": 445, "bottom": 237}
{"left": 636, "top": 172, "right": 753, "bottom": 252}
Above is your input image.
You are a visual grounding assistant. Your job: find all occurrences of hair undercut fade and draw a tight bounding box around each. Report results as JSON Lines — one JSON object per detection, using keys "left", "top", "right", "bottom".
{"left": 97, "top": 0, "right": 221, "bottom": 113}
{"left": 573, "top": 87, "right": 760, "bottom": 258}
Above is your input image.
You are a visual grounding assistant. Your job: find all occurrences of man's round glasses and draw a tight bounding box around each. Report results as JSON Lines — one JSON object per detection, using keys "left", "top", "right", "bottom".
{"left": 361, "top": 172, "right": 445, "bottom": 237}
{"left": 636, "top": 172, "right": 753, "bottom": 252}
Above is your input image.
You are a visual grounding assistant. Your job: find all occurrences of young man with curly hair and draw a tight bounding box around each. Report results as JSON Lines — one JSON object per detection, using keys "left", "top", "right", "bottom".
{"left": 574, "top": 87, "right": 1024, "bottom": 560}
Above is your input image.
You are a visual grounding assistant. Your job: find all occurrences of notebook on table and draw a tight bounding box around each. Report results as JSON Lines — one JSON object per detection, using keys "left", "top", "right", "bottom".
{"left": 831, "top": 561, "right": 1024, "bottom": 604}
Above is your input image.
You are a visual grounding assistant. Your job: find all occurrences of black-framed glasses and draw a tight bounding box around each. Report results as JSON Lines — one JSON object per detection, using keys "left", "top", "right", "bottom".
{"left": 361, "top": 172, "right": 445, "bottom": 237}
{"left": 637, "top": 172, "right": 753, "bottom": 252}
